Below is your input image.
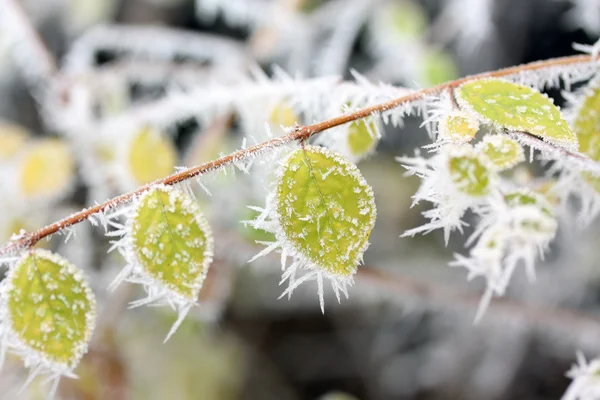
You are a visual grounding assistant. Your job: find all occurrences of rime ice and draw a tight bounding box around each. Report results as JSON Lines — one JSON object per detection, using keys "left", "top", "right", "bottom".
{"left": 246, "top": 145, "right": 376, "bottom": 312}
{"left": 108, "top": 184, "right": 214, "bottom": 342}
{"left": 0, "top": 249, "right": 96, "bottom": 399}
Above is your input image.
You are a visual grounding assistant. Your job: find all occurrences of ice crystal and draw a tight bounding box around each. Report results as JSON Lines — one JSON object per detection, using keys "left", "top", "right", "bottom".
{"left": 246, "top": 145, "right": 376, "bottom": 312}
{"left": 108, "top": 184, "right": 214, "bottom": 342}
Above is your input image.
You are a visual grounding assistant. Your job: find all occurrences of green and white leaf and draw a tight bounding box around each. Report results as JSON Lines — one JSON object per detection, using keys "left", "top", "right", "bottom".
{"left": 110, "top": 185, "right": 213, "bottom": 341}
{"left": 17, "top": 138, "right": 75, "bottom": 201}
{"left": 456, "top": 79, "right": 578, "bottom": 150}
{"left": 438, "top": 111, "right": 479, "bottom": 143}
{"left": 476, "top": 134, "right": 524, "bottom": 171}
{"left": 0, "top": 249, "right": 96, "bottom": 396}
{"left": 247, "top": 145, "right": 376, "bottom": 311}
{"left": 117, "top": 126, "right": 177, "bottom": 190}
{"left": 447, "top": 147, "right": 494, "bottom": 197}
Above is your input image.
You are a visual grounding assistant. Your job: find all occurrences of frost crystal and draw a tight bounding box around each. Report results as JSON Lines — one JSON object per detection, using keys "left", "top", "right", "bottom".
{"left": 108, "top": 184, "right": 214, "bottom": 342}
{"left": 0, "top": 249, "right": 96, "bottom": 399}
{"left": 246, "top": 145, "right": 376, "bottom": 312}
{"left": 562, "top": 352, "right": 600, "bottom": 400}
{"left": 450, "top": 189, "right": 557, "bottom": 322}
{"left": 398, "top": 145, "right": 497, "bottom": 244}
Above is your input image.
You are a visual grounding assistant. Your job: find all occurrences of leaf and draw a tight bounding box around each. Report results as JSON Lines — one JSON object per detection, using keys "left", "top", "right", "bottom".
{"left": 385, "top": 0, "right": 427, "bottom": 39}
{"left": 130, "top": 185, "right": 213, "bottom": 300}
{"left": 456, "top": 79, "right": 577, "bottom": 150}
{"left": 269, "top": 102, "right": 298, "bottom": 128}
{"left": 347, "top": 119, "right": 379, "bottom": 157}
{"left": 127, "top": 127, "right": 177, "bottom": 186}
{"left": 447, "top": 149, "right": 492, "bottom": 197}
{"left": 438, "top": 111, "right": 479, "bottom": 143}
{"left": 4, "top": 249, "right": 96, "bottom": 369}
{"left": 422, "top": 50, "right": 457, "bottom": 86}
{"left": 572, "top": 84, "right": 600, "bottom": 160}
{"left": 19, "top": 138, "right": 74, "bottom": 199}
{"left": 0, "top": 121, "right": 28, "bottom": 160}
{"left": 504, "top": 189, "right": 553, "bottom": 216}
{"left": 476, "top": 135, "right": 524, "bottom": 171}
{"left": 275, "top": 146, "right": 376, "bottom": 277}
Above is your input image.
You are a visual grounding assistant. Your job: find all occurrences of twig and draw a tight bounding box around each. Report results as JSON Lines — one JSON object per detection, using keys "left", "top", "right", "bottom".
{"left": 1, "top": 54, "right": 600, "bottom": 255}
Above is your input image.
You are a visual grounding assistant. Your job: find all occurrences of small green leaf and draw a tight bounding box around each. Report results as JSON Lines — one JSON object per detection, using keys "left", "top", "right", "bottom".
{"left": 504, "top": 189, "right": 553, "bottom": 216}
{"left": 447, "top": 149, "right": 492, "bottom": 197}
{"left": 422, "top": 50, "right": 458, "bottom": 86}
{"left": 572, "top": 84, "right": 600, "bottom": 160}
{"left": 476, "top": 135, "right": 524, "bottom": 171}
{"left": 131, "top": 185, "right": 213, "bottom": 299}
{"left": 19, "top": 138, "right": 74, "bottom": 199}
{"left": 0, "top": 121, "right": 28, "bottom": 160}
{"left": 269, "top": 102, "right": 298, "bottom": 128}
{"left": 5, "top": 249, "right": 96, "bottom": 368}
{"left": 438, "top": 111, "right": 479, "bottom": 143}
{"left": 275, "top": 146, "right": 376, "bottom": 277}
{"left": 127, "top": 127, "right": 177, "bottom": 185}
{"left": 456, "top": 79, "right": 577, "bottom": 150}
{"left": 347, "top": 119, "right": 378, "bottom": 157}
{"left": 385, "top": 0, "right": 427, "bottom": 39}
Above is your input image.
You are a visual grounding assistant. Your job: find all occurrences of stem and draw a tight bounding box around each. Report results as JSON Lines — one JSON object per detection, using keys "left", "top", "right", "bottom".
{"left": 1, "top": 53, "right": 599, "bottom": 256}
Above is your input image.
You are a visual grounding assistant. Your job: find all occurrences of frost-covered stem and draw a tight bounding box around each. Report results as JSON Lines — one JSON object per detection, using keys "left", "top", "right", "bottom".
{"left": 2, "top": 53, "right": 600, "bottom": 255}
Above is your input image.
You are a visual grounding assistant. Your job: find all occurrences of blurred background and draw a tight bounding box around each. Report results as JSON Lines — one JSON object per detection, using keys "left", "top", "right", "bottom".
{"left": 1, "top": 0, "right": 600, "bottom": 399}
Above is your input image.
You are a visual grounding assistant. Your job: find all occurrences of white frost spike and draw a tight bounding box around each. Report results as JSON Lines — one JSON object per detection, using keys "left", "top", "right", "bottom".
{"left": 398, "top": 145, "right": 497, "bottom": 244}
{"left": 562, "top": 352, "right": 600, "bottom": 400}
{"left": 109, "top": 184, "right": 214, "bottom": 341}
{"left": 450, "top": 190, "right": 557, "bottom": 322}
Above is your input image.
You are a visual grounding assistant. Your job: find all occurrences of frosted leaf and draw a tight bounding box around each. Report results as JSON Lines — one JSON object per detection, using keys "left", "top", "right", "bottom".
{"left": 126, "top": 127, "right": 177, "bottom": 186}
{"left": 398, "top": 145, "right": 498, "bottom": 244}
{"left": 438, "top": 111, "right": 479, "bottom": 143}
{"left": 269, "top": 102, "right": 298, "bottom": 129}
{"left": 384, "top": 0, "right": 427, "bottom": 39}
{"left": 18, "top": 139, "right": 74, "bottom": 200}
{"left": 276, "top": 146, "right": 376, "bottom": 277}
{"left": 0, "top": 249, "right": 96, "bottom": 393}
{"left": 247, "top": 146, "right": 376, "bottom": 311}
{"left": 447, "top": 150, "right": 492, "bottom": 197}
{"left": 456, "top": 79, "right": 578, "bottom": 150}
{"left": 422, "top": 50, "right": 458, "bottom": 86}
{"left": 112, "top": 185, "right": 214, "bottom": 341}
{"left": 131, "top": 185, "right": 213, "bottom": 300}
{"left": 476, "top": 135, "right": 524, "bottom": 171}
{"left": 347, "top": 118, "right": 379, "bottom": 158}
{"left": 0, "top": 121, "right": 28, "bottom": 160}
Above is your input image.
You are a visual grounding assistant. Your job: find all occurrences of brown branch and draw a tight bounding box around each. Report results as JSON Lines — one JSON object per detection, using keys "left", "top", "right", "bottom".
{"left": 1, "top": 53, "right": 599, "bottom": 256}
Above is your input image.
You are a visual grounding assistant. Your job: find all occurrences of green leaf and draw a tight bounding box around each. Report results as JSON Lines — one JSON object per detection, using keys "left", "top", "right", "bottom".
{"left": 5, "top": 249, "right": 96, "bottom": 368}
{"left": 438, "top": 111, "right": 479, "bottom": 143}
{"left": 347, "top": 119, "right": 378, "bottom": 157}
{"left": 572, "top": 84, "right": 600, "bottom": 160}
{"left": 131, "top": 185, "right": 213, "bottom": 299}
{"left": 385, "top": 0, "right": 427, "bottom": 39}
{"left": 127, "top": 127, "right": 177, "bottom": 185}
{"left": 447, "top": 149, "right": 492, "bottom": 197}
{"left": 504, "top": 189, "right": 553, "bottom": 216}
{"left": 456, "top": 79, "right": 578, "bottom": 150}
{"left": 275, "top": 146, "right": 376, "bottom": 277}
{"left": 476, "top": 135, "right": 524, "bottom": 171}
{"left": 422, "top": 50, "right": 458, "bottom": 86}
{"left": 19, "top": 138, "right": 74, "bottom": 199}
{"left": 0, "top": 121, "right": 28, "bottom": 160}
